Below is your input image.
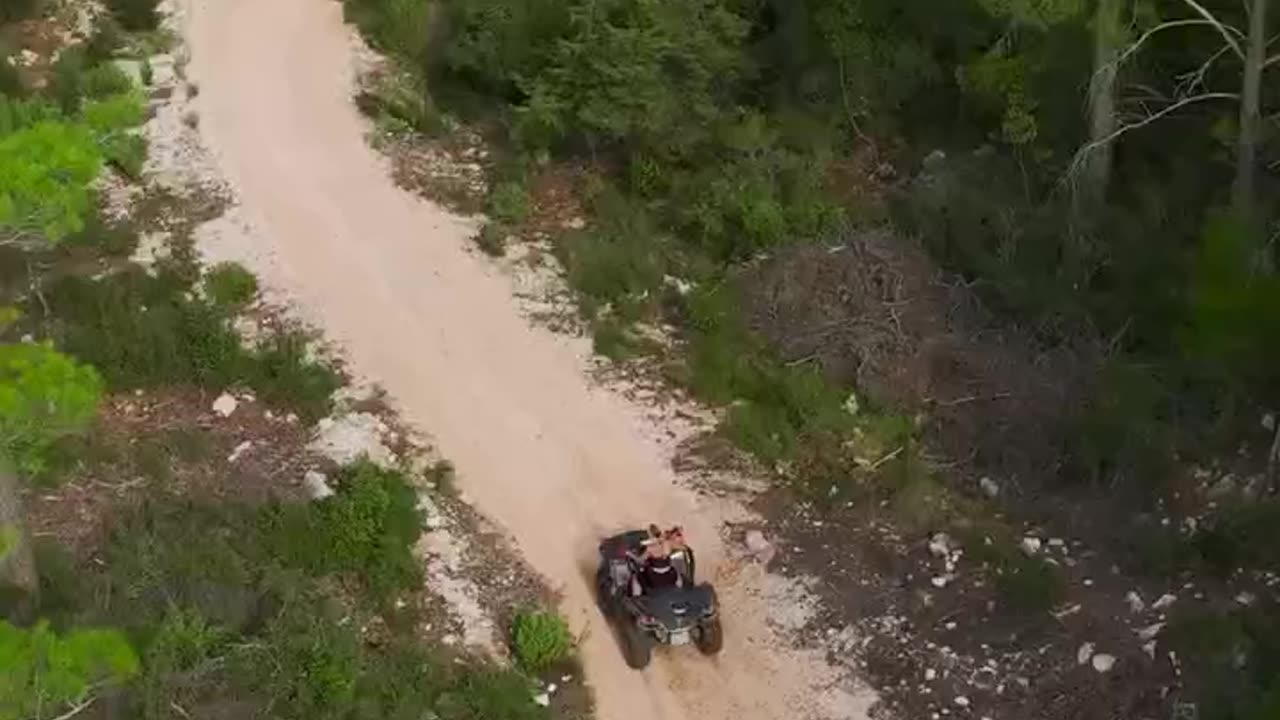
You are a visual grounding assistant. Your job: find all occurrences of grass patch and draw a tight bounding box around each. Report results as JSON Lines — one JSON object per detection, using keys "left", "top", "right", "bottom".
{"left": 963, "top": 529, "right": 1065, "bottom": 615}
{"left": 511, "top": 609, "right": 573, "bottom": 673}
{"left": 487, "top": 180, "right": 531, "bottom": 226}
{"left": 1168, "top": 603, "right": 1280, "bottom": 720}
{"left": 199, "top": 258, "right": 257, "bottom": 307}
{"left": 42, "top": 261, "right": 338, "bottom": 421}
{"left": 265, "top": 461, "right": 424, "bottom": 603}
{"left": 34, "top": 464, "right": 550, "bottom": 720}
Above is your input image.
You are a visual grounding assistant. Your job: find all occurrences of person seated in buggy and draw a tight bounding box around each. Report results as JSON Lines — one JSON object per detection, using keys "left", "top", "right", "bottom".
{"left": 630, "top": 524, "right": 689, "bottom": 596}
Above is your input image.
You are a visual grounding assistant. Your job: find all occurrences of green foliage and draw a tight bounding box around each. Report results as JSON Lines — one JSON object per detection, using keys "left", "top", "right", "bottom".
{"left": 1182, "top": 212, "right": 1280, "bottom": 397}
{"left": 0, "top": 620, "right": 138, "bottom": 720}
{"left": 66, "top": 471, "right": 548, "bottom": 720}
{"left": 1194, "top": 500, "right": 1280, "bottom": 576}
{"left": 343, "top": 0, "right": 434, "bottom": 67}
{"left": 511, "top": 609, "right": 572, "bottom": 673}
{"left": 681, "top": 284, "right": 861, "bottom": 462}
{"left": 45, "top": 265, "right": 337, "bottom": 420}
{"left": 47, "top": 266, "right": 245, "bottom": 389}
{"left": 0, "top": 121, "right": 101, "bottom": 243}
{"left": 139, "top": 607, "right": 227, "bottom": 717}
{"left": 104, "top": 0, "right": 161, "bottom": 31}
{"left": 436, "top": 0, "right": 571, "bottom": 97}
{"left": 511, "top": 0, "right": 748, "bottom": 156}
{"left": 203, "top": 261, "right": 259, "bottom": 309}
{"left": 267, "top": 462, "right": 424, "bottom": 601}
{"left": 0, "top": 343, "right": 102, "bottom": 476}
{"left": 239, "top": 596, "right": 361, "bottom": 720}
{"left": 965, "top": 532, "right": 1064, "bottom": 614}
{"left": 246, "top": 330, "right": 340, "bottom": 422}
{"left": 102, "top": 131, "right": 147, "bottom": 179}
{"left": 1169, "top": 603, "right": 1280, "bottom": 720}
{"left": 487, "top": 180, "right": 530, "bottom": 225}
{"left": 554, "top": 190, "right": 667, "bottom": 317}
{"left": 0, "top": 97, "right": 59, "bottom": 137}
{"left": 1068, "top": 359, "right": 1172, "bottom": 491}
{"left": 356, "top": 71, "right": 438, "bottom": 132}
{"left": 49, "top": 51, "right": 136, "bottom": 116}
{"left": 436, "top": 670, "right": 549, "bottom": 720}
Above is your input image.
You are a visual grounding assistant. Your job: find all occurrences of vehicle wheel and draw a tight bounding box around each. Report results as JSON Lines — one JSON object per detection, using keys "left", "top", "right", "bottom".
{"left": 696, "top": 617, "right": 723, "bottom": 655}
{"left": 621, "top": 621, "right": 653, "bottom": 669}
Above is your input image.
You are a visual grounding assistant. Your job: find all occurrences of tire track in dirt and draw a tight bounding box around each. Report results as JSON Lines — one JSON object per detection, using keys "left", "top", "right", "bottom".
{"left": 181, "top": 0, "right": 877, "bottom": 717}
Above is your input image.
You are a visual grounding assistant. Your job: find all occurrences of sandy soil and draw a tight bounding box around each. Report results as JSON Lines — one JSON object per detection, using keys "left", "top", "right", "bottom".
{"left": 180, "top": 0, "right": 876, "bottom": 718}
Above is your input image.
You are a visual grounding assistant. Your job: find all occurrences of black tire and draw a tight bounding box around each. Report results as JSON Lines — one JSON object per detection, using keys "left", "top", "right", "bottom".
{"left": 695, "top": 617, "right": 723, "bottom": 655}
{"left": 621, "top": 620, "right": 653, "bottom": 669}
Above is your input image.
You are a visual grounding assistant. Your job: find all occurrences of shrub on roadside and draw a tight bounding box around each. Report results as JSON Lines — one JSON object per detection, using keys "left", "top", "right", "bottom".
{"left": 267, "top": 462, "right": 424, "bottom": 602}
{"left": 437, "top": 668, "right": 550, "bottom": 720}
{"left": 203, "top": 261, "right": 258, "bottom": 309}
{"left": 511, "top": 609, "right": 572, "bottom": 673}
{"left": 104, "top": 0, "right": 161, "bottom": 31}
{"left": 246, "top": 330, "right": 340, "bottom": 423}
{"left": 486, "top": 180, "right": 530, "bottom": 225}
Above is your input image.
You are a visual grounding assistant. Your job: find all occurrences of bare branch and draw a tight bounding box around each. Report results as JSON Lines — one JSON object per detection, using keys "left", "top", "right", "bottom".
{"left": 1067, "top": 92, "right": 1239, "bottom": 179}
{"left": 1114, "top": 19, "right": 1238, "bottom": 73}
{"left": 1176, "top": 0, "right": 1247, "bottom": 59}
{"left": 50, "top": 697, "right": 97, "bottom": 720}
{"left": 1265, "top": 53, "right": 1280, "bottom": 68}
{"left": 1177, "top": 44, "right": 1234, "bottom": 95}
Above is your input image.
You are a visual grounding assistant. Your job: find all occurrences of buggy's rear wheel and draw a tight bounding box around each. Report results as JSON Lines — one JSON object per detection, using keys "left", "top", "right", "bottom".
{"left": 696, "top": 617, "right": 723, "bottom": 655}
{"left": 621, "top": 620, "right": 653, "bottom": 669}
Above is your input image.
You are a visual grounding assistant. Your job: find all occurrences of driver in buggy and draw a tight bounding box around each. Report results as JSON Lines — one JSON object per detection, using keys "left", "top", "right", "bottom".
{"left": 630, "top": 524, "right": 688, "bottom": 596}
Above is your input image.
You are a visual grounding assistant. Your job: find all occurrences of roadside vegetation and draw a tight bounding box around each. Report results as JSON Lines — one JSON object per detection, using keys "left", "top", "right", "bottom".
{"left": 1, "top": 3, "right": 577, "bottom": 719}
{"left": 344, "top": 0, "right": 1280, "bottom": 717}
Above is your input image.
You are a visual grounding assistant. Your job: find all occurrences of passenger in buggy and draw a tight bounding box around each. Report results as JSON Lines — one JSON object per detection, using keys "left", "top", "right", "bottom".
{"left": 630, "top": 524, "right": 688, "bottom": 596}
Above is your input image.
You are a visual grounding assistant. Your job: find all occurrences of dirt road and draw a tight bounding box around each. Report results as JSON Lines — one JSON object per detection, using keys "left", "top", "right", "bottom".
{"left": 183, "top": 0, "right": 874, "bottom": 718}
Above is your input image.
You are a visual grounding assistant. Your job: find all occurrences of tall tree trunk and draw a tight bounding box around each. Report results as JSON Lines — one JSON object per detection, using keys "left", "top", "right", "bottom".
{"left": 0, "top": 468, "right": 38, "bottom": 620}
{"left": 1081, "top": 0, "right": 1123, "bottom": 213}
{"left": 1234, "top": 0, "right": 1268, "bottom": 237}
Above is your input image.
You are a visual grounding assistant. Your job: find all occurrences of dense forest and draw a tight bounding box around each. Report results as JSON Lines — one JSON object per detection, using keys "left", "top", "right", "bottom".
{"left": 345, "top": 0, "right": 1280, "bottom": 717}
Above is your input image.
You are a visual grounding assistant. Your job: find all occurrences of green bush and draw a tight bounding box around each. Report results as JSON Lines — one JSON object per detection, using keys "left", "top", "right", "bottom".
{"left": 511, "top": 609, "right": 572, "bottom": 672}
{"left": 487, "top": 180, "right": 530, "bottom": 225}
{"left": 0, "top": 620, "right": 139, "bottom": 720}
{"left": 1194, "top": 500, "right": 1280, "bottom": 576}
{"left": 64, "top": 207, "right": 140, "bottom": 257}
{"left": 436, "top": 669, "right": 549, "bottom": 720}
{"left": 241, "top": 598, "right": 360, "bottom": 720}
{"left": 554, "top": 191, "right": 668, "bottom": 318}
{"left": 507, "top": 0, "right": 748, "bottom": 156}
{"left": 47, "top": 267, "right": 244, "bottom": 389}
{"left": 103, "top": 132, "right": 147, "bottom": 179}
{"left": 267, "top": 462, "right": 424, "bottom": 601}
{"left": 203, "top": 261, "right": 259, "bottom": 309}
{"left": 140, "top": 607, "right": 227, "bottom": 717}
{"left": 993, "top": 554, "right": 1063, "bottom": 614}
{"left": 1169, "top": 604, "right": 1280, "bottom": 720}
{"left": 0, "top": 342, "right": 103, "bottom": 477}
{"left": 104, "top": 0, "right": 161, "bottom": 31}
{"left": 46, "top": 265, "right": 338, "bottom": 420}
{"left": 343, "top": 0, "right": 434, "bottom": 65}
{"left": 246, "top": 330, "right": 340, "bottom": 423}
